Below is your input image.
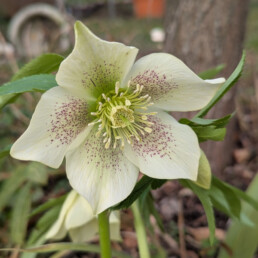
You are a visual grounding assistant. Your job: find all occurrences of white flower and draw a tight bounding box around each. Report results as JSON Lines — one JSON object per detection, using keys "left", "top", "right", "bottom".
{"left": 46, "top": 190, "right": 121, "bottom": 242}
{"left": 10, "top": 21, "right": 225, "bottom": 214}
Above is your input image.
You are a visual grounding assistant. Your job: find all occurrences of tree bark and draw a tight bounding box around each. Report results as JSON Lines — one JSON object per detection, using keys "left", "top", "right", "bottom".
{"left": 164, "top": 0, "right": 250, "bottom": 175}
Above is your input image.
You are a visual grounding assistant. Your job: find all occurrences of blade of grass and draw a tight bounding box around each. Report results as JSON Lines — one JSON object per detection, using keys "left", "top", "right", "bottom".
{"left": 196, "top": 51, "right": 245, "bottom": 118}
{"left": 0, "top": 243, "right": 131, "bottom": 258}
{"left": 10, "top": 183, "right": 32, "bottom": 245}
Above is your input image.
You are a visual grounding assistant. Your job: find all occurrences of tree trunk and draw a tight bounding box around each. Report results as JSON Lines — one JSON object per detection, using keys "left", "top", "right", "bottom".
{"left": 164, "top": 0, "right": 250, "bottom": 175}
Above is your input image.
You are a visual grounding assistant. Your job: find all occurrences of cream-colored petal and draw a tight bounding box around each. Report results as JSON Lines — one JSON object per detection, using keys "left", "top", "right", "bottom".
{"left": 65, "top": 194, "right": 95, "bottom": 229}
{"left": 124, "top": 53, "right": 225, "bottom": 111}
{"left": 109, "top": 211, "right": 122, "bottom": 241}
{"left": 109, "top": 210, "right": 120, "bottom": 223}
{"left": 45, "top": 191, "right": 77, "bottom": 240}
{"left": 68, "top": 206, "right": 121, "bottom": 242}
{"left": 10, "top": 87, "right": 90, "bottom": 168}
{"left": 124, "top": 111, "right": 200, "bottom": 180}
{"left": 56, "top": 21, "right": 138, "bottom": 100}
{"left": 65, "top": 128, "right": 139, "bottom": 214}
{"left": 69, "top": 220, "right": 98, "bottom": 243}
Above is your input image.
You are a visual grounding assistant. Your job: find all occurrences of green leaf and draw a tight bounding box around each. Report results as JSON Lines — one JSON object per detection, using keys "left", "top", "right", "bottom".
{"left": 151, "top": 179, "right": 167, "bottom": 190}
{"left": 0, "top": 74, "right": 57, "bottom": 96}
{"left": 180, "top": 115, "right": 233, "bottom": 142}
{"left": 180, "top": 180, "right": 215, "bottom": 244}
{"left": 0, "top": 54, "right": 63, "bottom": 109}
{"left": 192, "top": 126, "right": 226, "bottom": 142}
{"left": 186, "top": 175, "right": 257, "bottom": 224}
{"left": 209, "top": 184, "right": 240, "bottom": 220}
{"left": 181, "top": 173, "right": 258, "bottom": 246}
{"left": 211, "top": 177, "right": 241, "bottom": 218}
{"left": 21, "top": 236, "right": 46, "bottom": 258}
{"left": 0, "top": 166, "right": 28, "bottom": 212}
{"left": 12, "top": 54, "right": 64, "bottom": 82}
{"left": 193, "top": 150, "right": 211, "bottom": 189}
{"left": 112, "top": 176, "right": 153, "bottom": 210}
{"left": 37, "top": 206, "right": 60, "bottom": 230}
{"left": 0, "top": 94, "right": 19, "bottom": 109}
{"left": 10, "top": 183, "right": 32, "bottom": 245}
{"left": 208, "top": 176, "right": 257, "bottom": 224}
{"left": 25, "top": 162, "right": 48, "bottom": 185}
{"left": 0, "top": 243, "right": 131, "bottom": 258}
{"left": 239, "top": 211, "right": 255, "bottom": 227}
{"left": 180, "top": 114, "right": 234, "bottom": 128}
{"left": 27, "top": 205, "right": 62, "bottom": 246}
{"left": 0, "top": 144, "right": 11, "bottom": 159}
{"left": 212, "top": 176, "right": 258, "bottom": 211}
{"left": 30, "top": 194, "right": 67, "bottom": 218}
{"left": 139, "top": 191, "right": 164, "bottom": 232}
{"left": 23, "top": 205, "right": 62, "bottom": 258}
{"left": 196, "top": 51, "right": 245, "bottom": 118}
{"left": 218, "top": 175, "right": 258, "bottom": 258}
{"left": 192, "top": 188, "right": 215, "bottom": 245}
{"left": 138, "top": 187, "right": 152, "bottom": 229}
{"left": 198, "top": 64, "right": 226, "bottom": 80}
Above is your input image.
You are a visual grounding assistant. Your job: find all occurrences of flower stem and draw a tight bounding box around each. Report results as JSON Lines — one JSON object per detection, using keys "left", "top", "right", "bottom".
{"left": 98, "top": 209, "right": 112, "bottom": 258}
{"left": 131, "top": 200, "right": 151, "bottom": 258}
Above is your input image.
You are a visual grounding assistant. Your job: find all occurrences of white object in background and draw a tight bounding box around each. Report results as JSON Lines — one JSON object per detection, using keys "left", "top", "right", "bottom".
{"left": 150, "top": 27, "right": 165, "bottom": 42}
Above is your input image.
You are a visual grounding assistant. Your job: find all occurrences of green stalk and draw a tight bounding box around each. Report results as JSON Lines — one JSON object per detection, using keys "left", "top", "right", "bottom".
{"left": 98, "top": 209, "right": 112, "bottom": 258}
{"left": 131, "top": 200, "right": 150, "bottom": 258}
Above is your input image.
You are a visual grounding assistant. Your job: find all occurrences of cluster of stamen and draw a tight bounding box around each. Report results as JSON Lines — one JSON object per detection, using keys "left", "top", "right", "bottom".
{"left": 88, "top": 81, "right": 156, "bottom": 149}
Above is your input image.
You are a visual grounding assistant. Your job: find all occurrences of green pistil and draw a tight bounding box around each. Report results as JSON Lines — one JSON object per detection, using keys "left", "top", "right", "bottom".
{"left": 88, "top": 81, "right": 156, "bottom": 149}
{"left": 110, "top": 106, "right": 134, "bottom": 128}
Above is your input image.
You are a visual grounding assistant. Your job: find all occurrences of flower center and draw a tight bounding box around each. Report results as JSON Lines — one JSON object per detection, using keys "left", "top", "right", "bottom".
{"left": 110, "top": 106, "right": 135, "bottom": 128}
{"left": 88, "top": 81, "right": 156, "bottom": 149}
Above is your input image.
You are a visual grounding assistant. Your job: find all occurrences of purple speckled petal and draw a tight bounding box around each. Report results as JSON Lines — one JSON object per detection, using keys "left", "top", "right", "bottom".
{"left": 65, "top": 127, "right": 139, "bottom": 214}
{"left": 10, "top": 87, "right": 90, "bottom": 168}
{"left": 123, "top": 53, "right": 225, "bottom": 111}
{"left": 124, "top": 111, "right": 200, "bottom": 180}
{"left": 56, "top": 21, "right": 138, "bottom": 101}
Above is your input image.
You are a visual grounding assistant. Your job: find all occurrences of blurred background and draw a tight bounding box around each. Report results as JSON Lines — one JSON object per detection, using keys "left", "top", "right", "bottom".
{"left": 0, "top": 0, "right": 258, "bottom": 257}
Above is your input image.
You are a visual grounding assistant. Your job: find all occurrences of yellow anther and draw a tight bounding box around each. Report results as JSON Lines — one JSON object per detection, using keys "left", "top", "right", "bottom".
{"left": 95, "top": 130, "right": 102, "bottom": 137}
{"left": 140, "top": 94, "right": 149, "bottom": 99}
{"left": 144, "top": 127, "right": 152, "bottom": 133}
{"left": 115, "top": 81, "right": 120, "bottom": 95}
{"left": 125, "top": 99, "right": 131, "bottom": 106}
{"left": 105, "top": 138, "right": 111, "bottom": 149}
{"left": 120, "top": 139, "right": 125, "bottom": 150}
{"left": 88, "top": 119, "right": 101, "bottom": 126}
